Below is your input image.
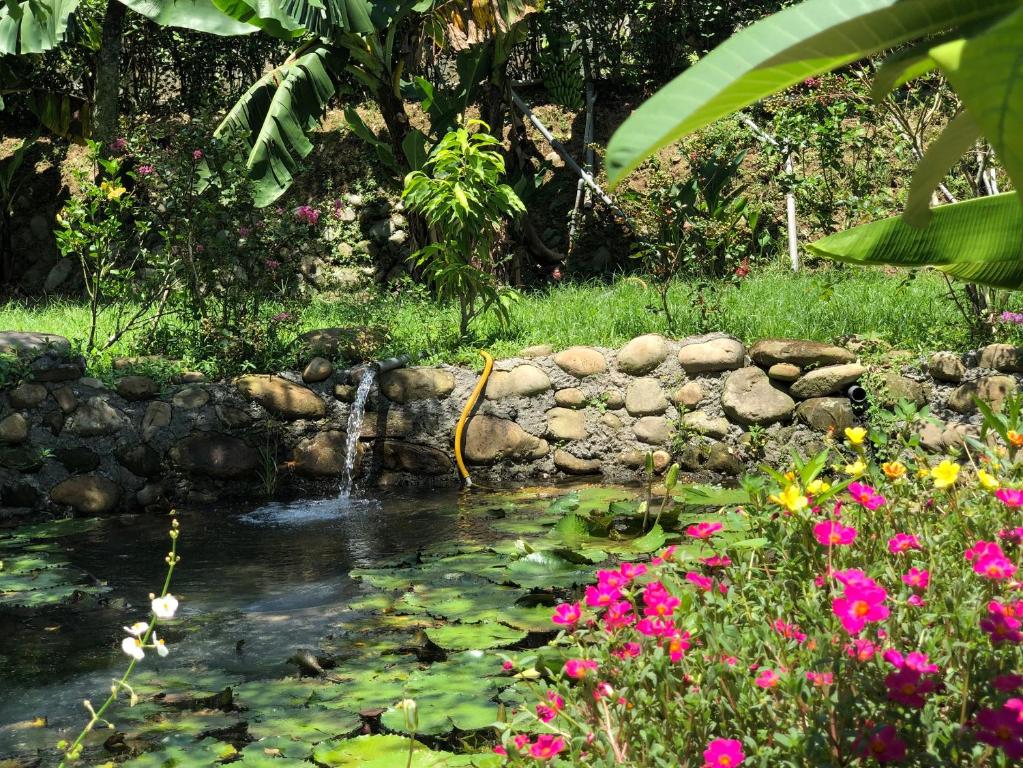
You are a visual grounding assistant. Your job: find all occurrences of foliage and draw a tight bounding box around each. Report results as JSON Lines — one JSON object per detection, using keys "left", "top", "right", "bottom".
{"left": 403, "top": 121, "right": 525, "bottom": 338}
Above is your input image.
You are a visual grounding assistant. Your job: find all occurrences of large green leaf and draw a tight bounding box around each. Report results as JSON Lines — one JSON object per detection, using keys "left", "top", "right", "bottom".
{"left": 929, "top": 8, "right": 1023, "bottom": 197}
{"left": 117, "top": 0, "right": 258, "bottom": 35}
{"left": 605, "top": 0, "right": 1019, "bottom": 185}
{"left": 216, "top": 45, "right": 345, "bottom": 207}
{"left": 904, "top": 111, "right": 980, "bottom": 226}
{"left": 807, "top": 193, "right": 1023, "bottom": 289}
{"left": 0, "top": 0, "right": 79, "bottom": 55}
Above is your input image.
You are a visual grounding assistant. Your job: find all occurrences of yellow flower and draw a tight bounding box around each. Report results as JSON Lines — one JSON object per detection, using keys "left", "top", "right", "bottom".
{"left": 930, "top": 460, "right": 960, "bottom": 489}
{"left": 100, "top": 180, "right": 127, "bottom": 200}
{"left": 1008, "top": 430, "right": 1023, "bottom": 448}
{"left": 769, "top": 484, "right": 809, "bottom": 513}
{"left": 916, "top": 467, "right": 930, "bottom": 479}
{"left": 977, "top": 468, "right": 1001, "bottom": 491}
{"left": 806, "top": 479, "right": 831, "bottom": 495}
{"left": 784, "top": 471, "right": 796, "bottom": 482}
{"left": 882, "top": 461, "right": 907, "bottom": 479}
{"left": 843, "top": 459, "right": 867, "bottom": 477}
{"left": 844, "top": 427, "right": 867, "bottom": 446}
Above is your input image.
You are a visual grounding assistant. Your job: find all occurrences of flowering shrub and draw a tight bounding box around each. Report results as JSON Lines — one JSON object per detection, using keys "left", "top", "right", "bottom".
{"left": 496, "top": 427, "right": 1023, "bottom": 765}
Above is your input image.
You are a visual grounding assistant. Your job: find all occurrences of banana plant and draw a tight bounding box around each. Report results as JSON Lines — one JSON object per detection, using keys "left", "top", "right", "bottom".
{"left": 605, "top": 0, "right": 1023, "bottom": 289}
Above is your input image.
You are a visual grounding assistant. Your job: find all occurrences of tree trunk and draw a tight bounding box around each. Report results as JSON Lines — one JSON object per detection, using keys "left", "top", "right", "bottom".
{"left": 377, "top": 87, "right": 411, "bottom": 170}
{"left": 93, "top": 0, "right": 126, "bottom": 146}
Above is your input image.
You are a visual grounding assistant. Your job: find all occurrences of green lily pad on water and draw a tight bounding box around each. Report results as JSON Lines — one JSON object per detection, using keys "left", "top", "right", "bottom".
{"left": 246, "top": 707, "right": 361, "bottom": 742}
{"left": 425, "top": 621, "right": 526, "bottom": 651}
{"left": 313, "top": 735, "right": 493, "bottom": 767}
{"left": 240, "top": 736, "right": 313, "bottom": 760}
{"left": 495, "top": 551, "right": 596, "bottom": 590}
{"left": 120, "top": 735, "right": 237, "bottom": 767}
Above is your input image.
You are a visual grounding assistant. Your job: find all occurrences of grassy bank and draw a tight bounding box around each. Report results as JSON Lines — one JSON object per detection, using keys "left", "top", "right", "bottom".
{"left": 0, "top": 266, "right": 971, "bottom": 375}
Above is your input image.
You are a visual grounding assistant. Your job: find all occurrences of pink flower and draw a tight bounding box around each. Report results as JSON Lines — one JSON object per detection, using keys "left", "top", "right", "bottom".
{"left": 109, "top": 137, "right": 128, "bottom": 152}
{"left": 585, "top": 583, "right": 621, "bottom": 608}
{"left": 755, "top": 669, "right": 780, "bottom": 688}
{"left": 701, "top": 555, "right": 732, "bottom": 568}
{"left": 885, "top": 668, "right": 938, "bottom": 708}
{"left": 981, "top": 601, "right": 1023, "bottom": 645}
{"left": 513, "top": 734, "right": 529, "bottom": 750}
{"left": 295, "top": 204, "right": 320, "bottom": 225}
{"left": 492, "top": 745, "right": 507, "bottom": 755}
{"left": 642, "top": 582, "right": 679, "bottom": 618}
{"left": 845, "top": 638, "right": 876, "bottom": 661}
{"left": 976, "top": 705, "right": 1023, "bottom": 759}
{"left": 907, "top": 595, "right": 925, "bottom": 607}
{"left": 832, "top": 583, "right": 889, "bottom": 635}
{"left": 552, "top": 602, "right": 581, "bottom": 626}
{"left": 833, "top": 569, "right": 875, "bottom": 588}
{"left": 136, "top": 164, "right": 155, "bottom": 175}
{"left": 529, "top": 734, "right": 566, "bottom": 761}
{"left": 856, "top": 725, "right": 907, "bottom": 763}
{"left": 652, "top": 545, "right": 677, "bottom": 565}
{"left": 813, "top": 520, "right": 857, "bottom": 547}
{"left": 995, "top": 674, "right": 1023, "bottom": 692}
{"left": 265, "top": 258, "right": 280, "bottom": 270}
{"left": 996, "top": 488, "right": 1023, "bottom": 507}
{"left": 535, "top": 691, "right": 563, "bottom": 723}
{"left": 1000, "top": 527, "right": 1023, "bottom": 543}
{"left": 598, "top": 569, "right": 627, "bottom": 590}
{"left": 806, "top": 671, "right": 833, "bottom": 687}
{"left": 635, "top": 617, "right": 674, "bottom": 638}
{"left": 773, "top": 619, "right": 807, "bottom": 644}
{"left": 619, "top": 562, "right": 647, "bottom": 581}
{"left": 502, "top": 660, "right": 514, "bottom": 671}
{"left": 901, "top": 568, "right": 929, "bottom": 590}
{"left": 703, "top": 738, "right": 745, "bottom": 768}
{"left": 887, "top": 533, "right": 921, "bottom": 554}
{"left": 848, "top": 482, "right": 886, "bottom": 510}
{"left": 612, "top": 642, "right": 642, "bottom": 659}
{"left": 238, "top": 225, "right": 252, "bottom": 238}
{"left": 667, "top": 631, "right": 691, "bottom": 663}
{"left": 971, "top": 541, "right": 1018, "bottom": 580}
{"left": 564, "top": 659, "right": 598, "bottom": 679}
{"left": 602, "top": 600, "right": 636, "bottom": 630}
{"left": 192, "top": 149, "right": 204, "bottom": 160}
{"left": 687, "top": 521, "right": 723, "bottom": 539}
{"left": 686, "top": 572, "right": 713, "bottom": 591}
{"left": 883, "top": 650, "right": 939, "bottom": 674}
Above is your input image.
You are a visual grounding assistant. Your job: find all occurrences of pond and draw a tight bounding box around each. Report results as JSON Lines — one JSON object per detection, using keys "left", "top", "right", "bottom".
{"left": 0, "top": 482, "right": 675, "bottom": 766}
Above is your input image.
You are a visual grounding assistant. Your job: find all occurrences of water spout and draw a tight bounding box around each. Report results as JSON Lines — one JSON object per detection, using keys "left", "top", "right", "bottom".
{"left": 339, "top": 368, "right": 375, "bottom": 499}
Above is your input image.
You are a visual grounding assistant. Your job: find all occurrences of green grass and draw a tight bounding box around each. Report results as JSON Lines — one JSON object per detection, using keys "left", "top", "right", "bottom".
{"left": 0, "top": 265, "right": 970, "bottom": 376}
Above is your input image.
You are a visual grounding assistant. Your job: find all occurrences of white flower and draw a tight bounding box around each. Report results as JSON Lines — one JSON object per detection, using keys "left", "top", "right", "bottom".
{"left": 151, "top": 594, "right": 179, "bottom": 619}
{"left": 123, "top": 621, "right": 149, "bottom": 637}
{"left": 153, "top": 632, "right": 169, "bottom": 658}
{"left": 121, "top": 637, "right": 145, "bottom": 661}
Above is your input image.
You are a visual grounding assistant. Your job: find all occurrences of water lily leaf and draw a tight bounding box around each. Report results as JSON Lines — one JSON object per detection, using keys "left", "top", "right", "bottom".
{"left": 121, "top": 736, "right": 237, "bottom": 766}
{"left": 496, "top": 552, "right": 595, "bottom": 589}
{"left": 234, "top": 679, "right": 347, "bottom": 710}
{"left": 425, "top": 621, "right": 526, "bottom": 651}
{"left": 676, "top": 485, "right": 750, "bottom": 506}
{"left": 240, "top": 736, "right": 314, "bottom": 761}
{"left": 313, "top": 735, "right": 473, "bottom": 767}
{"left": 247, "top": 707, "right": 361, "bottom": 741}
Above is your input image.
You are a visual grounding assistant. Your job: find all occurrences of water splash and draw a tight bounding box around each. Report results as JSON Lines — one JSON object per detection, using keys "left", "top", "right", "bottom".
{"left": 340, "top": 367, "right": 375, "bottom": 498}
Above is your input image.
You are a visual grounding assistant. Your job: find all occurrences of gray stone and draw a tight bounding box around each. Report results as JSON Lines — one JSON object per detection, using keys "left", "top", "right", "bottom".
{"left": 554, "top": 449, "right": 602, "bottom": 475}
{"left": 116, "top": 444, "right": 162, "bottom": 477}
{"left": 142, "top": 401, "right": 173, "bottom": 441}
{"left": 554, "top": 388, "right": 586, "bottom": 408}
{"left": 928, "top": 351, "right": 966, "bottom": 383}
{"left": 137, "top": 482, "right": 165, "bottom": 507}
{"left": 215, "top": 404, "right": 251, "bottom": 430}
{"left": 875, "top": 372, "right": 931, "bottom": 409}
{"left": 767, "top": 363, "right": 801, "bottom": 382}
{"left": 380, "top": 368, "right": 455, "bottom": 403}
{"left": 980, "top": 344, "right": 1023, "bottom": 373}
{"left": 789, "top": 363, "right": 866, "bottom": 399}
{"left": 0, "top": 331, "right": 71, "bottom": 358}
{"left": 553, "top": 346, "right": 607, "bottom": 378}
{"left": 520, "top": 344, "right": 553, "bottom": 358}
{"left": 680, "top": 411, "right": 730, "bottom": 439}
{"left": 634, "top": 416, "right": 669, "bottom": 445}
{"left": 43, "top": 411, "right": 63, "bottom": 435}
{"left": 52, "top": 386, "right": 77, "bottom": 413}
{"left": 55, "top": 446, "right": 101, "bottom": 473}
{"left": 620, "top": 449, "right": 672, "bottom": 472}
{"left": 180, "top": 371, "right": 206, "bottom": 384}
{"left": 30, "top": 355, "right": 84, "bottom": 382}
{"left": 235, "top": 374, "right": 327, "bottom": 419}
{"left": 50, "top": 475, "right": 121, "bottom": 514}
{"left": 721, "top": 367, "right": 795, "bottom": 426}
{"left": 116, "top": 376, "right": 160, "bottom": 401}
{"left": 603, "top": 390, "right": 625, "bottom": 410}
{"left": 0, "top": 445, "right": 41, "bottom": 472}
{"left": 381, "top": 442, "right": 451, "bottom": 475}
{"left": 303, "top": 357, "right": 333, "bottom": 383}
{"left": 485, "top": 365, "right": 551, "bottom": 399}
{"left": 677, "top": 334, "right": 745, "bottom": 373}
{"left": 360, "top": 409, "right": 415, "bottom": 438}
{"left": 795, "top": 397, "right": 856, "bottom": 433}
{"left": 8, "top": 383, "right": 47, "bottom": 409}
{"left": 79, "top": 377, "right": 105, "bottom": 389}
{"left": 546, "top": 407, "right": 588, "bottom": 441}
{"left": 749, "top": 338, "right": 855, "bottom": 368}
{"left": 680, "top": 441, "right": 741, "bottom": 475}
{"left": 948, "top": 376, "right": 1018, "bottom": 414}
{"left": 170, "top": 432, "right": 259, "bottom": 479}
{"left": 600, "top": 413, "right": 623, "bottom": 431}
{"left": 672, "top": 382, "right": 704, "bottom": 408}
{"left": 172, "top": 385, "right": 210, "bottom": 409}
{"left": 617, "top": 334, "right": 669, "bottom": 375}
{"left": 334, "top": 384, "right": 356, "bottom": 403}
{"left": 464, "top": 415, "right": 548, "bottom": 464}
{"left": 67, "top": 398, "right": 128, "bottom": 437}
{"left": 293, "top": 431, "right": 350, "bottom": 477}
{"left": 625, "top": 378, "right": 669, "bottom": 416}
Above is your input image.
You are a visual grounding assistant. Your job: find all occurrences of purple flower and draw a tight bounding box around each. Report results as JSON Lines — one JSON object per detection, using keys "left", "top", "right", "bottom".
{"left": 294, "top": 205, "right": 320, "bottom": 225}
{"left": 238, "top": 226, "right": 252, "bottom": 238}
{"left": 192, "top": 149, "right": 204, "bottom": 161}
{"left": 1001, "top": 311, "right": 1023, "bottom": 324}
{"left": 109, "top": 138, "right": 128, "bottom": 152}
{"left": 137, "top": 164, "right": 155, "bottom": 176}
{"left": 265, "top": 258, "right": 280, "bottom": 270}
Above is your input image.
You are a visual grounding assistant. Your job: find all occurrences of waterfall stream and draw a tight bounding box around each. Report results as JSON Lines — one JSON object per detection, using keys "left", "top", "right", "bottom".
{"left": 339, "top": 367, "right": 375, "bottom": 499}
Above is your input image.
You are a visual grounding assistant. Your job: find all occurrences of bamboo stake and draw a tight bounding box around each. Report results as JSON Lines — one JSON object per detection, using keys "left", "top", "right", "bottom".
{"left": 742, "top": 116, "right": 800, "bottom": 272}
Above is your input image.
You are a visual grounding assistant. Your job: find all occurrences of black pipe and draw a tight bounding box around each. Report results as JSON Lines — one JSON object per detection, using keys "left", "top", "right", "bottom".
{"left": 374, "top": 355, "right": 411, "bottom": 375}
{"left": 847, "top": 384, "right": 868, "bottom": 405}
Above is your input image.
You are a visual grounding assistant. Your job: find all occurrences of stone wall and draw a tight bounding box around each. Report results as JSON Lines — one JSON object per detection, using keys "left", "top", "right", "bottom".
{"left": 0, "top": 329, "right": 1019, "bottom": 517}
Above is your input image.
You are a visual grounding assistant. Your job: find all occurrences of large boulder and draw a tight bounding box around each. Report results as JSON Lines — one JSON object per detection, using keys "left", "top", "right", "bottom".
{"left": 50, "top": 475, "right": 122, "bottom": 513}
{"left": 170, "top": 432, "right": 259, "bottom": 478}
{"left": 546, "top": 408, "right": 588, "bottom": 441}
{"left": 296, "top": 326, "right": 387, "bottom": 361}
{"left": 8, "top": 383, "right": 47, "bottom": 409}
{"left": 721, "top": 367, "right": 795, "bottom": 426}
{"left": 235, "top": 375, "right": 327, "bottom": 419}
{"left": 116, "top": 443, "right": 162, "bottom": 477}
{"left": 55, "top": 446, "right": 101, "bottom": 473}
{"left": 672, "top": 382, "right": 704, "bottom": 408}
{"left": 948, "top": 376, "right": 1017, "bottom": 414}
{"left": 749, "top": 338, "right": 855, "bottom": 368}
{"left": 554, "top": 449, "right": 602, "bottom": 475}
{"left": 680, "top": 410, "right": 730, "bottom": 439}
{"left": 379, "top": 368, "right": 455, "bottom": 403}
{"left": 67, "top": 397, "right": 129, "bottom": 437}
{"left": 553, "top": 346, "right": 607, "bottom": 378}
{"left": 680, "top": 440, "right": 741, "bottom": 475}
{"left": 928, "top": 351, "right": 966, "bottom": 383}
{"left": 302, "top": 357, "right": 334, "bottom": 383}
{"left": 625, "top": 378, "right": 669, "bottom": 416}
{"left": 0, "top": 331, "right": 71, "bottom": 358}
{"left": 617, "top": 334, "right": 668, "bottom": 375}
{"left": 677, "top": 334, "right": 745, "bottom": 374}
{"left": 292, "top": 430, "right": 350, "bottom": 477}
{"left": 874, "top": 372, "right": 931, "bottom": 409}
{"left": 0, "top": 413, "right": 28, "bottom": 444}
{"left": 464, "top": 415, "right": 548, "bottom": 464}
{"left": 142, "top": 401, "right": 173, "bottom": 442}
{"left": 634, "top": 416, "right": 669, "bottom": 445}
{"left": 980, "top": 344, "right": 1023, "bottom": 373}
{"left": 485, "top": 365, "right": 551, "bottom": 399}
{"left": 795, "top": 397, "right": 856, "bottom": 432}
{"left": 381, "top": 441, "right": 452, "bottom": 475}
{"left": 172, "top": 385, "right": 209, "bottom": 409}
{"left": 789, "top": 363, "right": 866, "bottom": 399}
{"left": 115, "top": 376, "right": 160, "bottom": 401}
{"left": 359, "top": 409, "right": 415, "bottom": 438}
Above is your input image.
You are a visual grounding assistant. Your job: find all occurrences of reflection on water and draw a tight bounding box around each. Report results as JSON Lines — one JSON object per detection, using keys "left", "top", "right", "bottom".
{"left": 0, "top": 487, "right": 489, "bottom": 751}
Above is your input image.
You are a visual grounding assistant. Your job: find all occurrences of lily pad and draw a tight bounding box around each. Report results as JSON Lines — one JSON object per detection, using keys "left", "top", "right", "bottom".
{"left": 425, "top": 622, "right": 526, "bottom": 651}
{"left": 246, "top": 707, "right": 361, "bottom": 742}
{"left": 120, "top": 736, "right": 237, "bottom": 767}
{"left": 240, "top": 736, "right": 314, "bottom": 761}
{"left": 496, "top": 551, "right": 595, "bottom": 589}
{"left": 313, "top": 735, "right": 478, "bottom": 767}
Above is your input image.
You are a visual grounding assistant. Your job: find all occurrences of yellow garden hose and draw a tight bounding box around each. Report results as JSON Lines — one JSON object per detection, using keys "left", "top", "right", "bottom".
{"left": 454, "top": 350, "right": 494, "bottom": 487}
